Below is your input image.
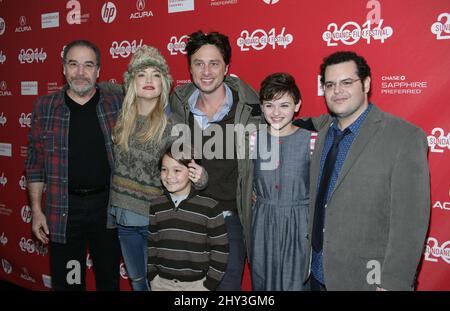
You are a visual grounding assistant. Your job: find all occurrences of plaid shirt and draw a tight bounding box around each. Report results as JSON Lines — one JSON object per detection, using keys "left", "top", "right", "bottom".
{"left": 26, "top": 85, "right": 123, "bottom": 243}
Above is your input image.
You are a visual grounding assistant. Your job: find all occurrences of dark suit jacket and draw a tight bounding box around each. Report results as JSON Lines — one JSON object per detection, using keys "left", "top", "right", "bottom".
{"left": 304, "top": 105, "right": 430, "bottom": 290}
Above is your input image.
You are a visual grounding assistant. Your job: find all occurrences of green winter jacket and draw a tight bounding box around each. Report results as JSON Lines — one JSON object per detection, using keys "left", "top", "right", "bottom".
{"left": 169, "top": 75, "right": 263, "bottom": 256}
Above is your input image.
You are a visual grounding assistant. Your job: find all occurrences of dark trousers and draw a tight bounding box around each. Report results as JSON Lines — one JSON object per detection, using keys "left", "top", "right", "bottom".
{"left": 310, "top": 274, "right": 327, "bottom": 291}
{"left": 50, "top": 191, "right": 121, "bottom": 291}
{"left": 216, "top": 214, "right": 246, "bottom": 291}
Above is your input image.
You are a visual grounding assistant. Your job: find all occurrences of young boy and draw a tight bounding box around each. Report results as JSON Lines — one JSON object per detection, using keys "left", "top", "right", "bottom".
{"left": 148, "top": 144, "right": 229, "bottom": 291}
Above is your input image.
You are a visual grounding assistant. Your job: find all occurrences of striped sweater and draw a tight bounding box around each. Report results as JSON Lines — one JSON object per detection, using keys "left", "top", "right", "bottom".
{"left": 148, "top": 190, "right": 229, "bottom": 290}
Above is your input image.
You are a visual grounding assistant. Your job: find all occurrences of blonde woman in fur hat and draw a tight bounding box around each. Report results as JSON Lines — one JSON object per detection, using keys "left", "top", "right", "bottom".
{"left": 109, "top": 45, "right": 206, "bottom": 291}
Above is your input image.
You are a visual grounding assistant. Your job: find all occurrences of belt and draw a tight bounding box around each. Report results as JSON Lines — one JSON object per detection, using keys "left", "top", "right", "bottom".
{"left": 68, "top": 186, "right": 109, "bottom": 197}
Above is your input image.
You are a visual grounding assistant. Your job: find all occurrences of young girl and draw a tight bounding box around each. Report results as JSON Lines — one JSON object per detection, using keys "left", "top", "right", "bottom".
{"left": 148, "top": 144, "right": 229, "bottom": 291}
{"left": 109, "top": 46, "right": 206, "bottom": 291}
{"left": 250, "top": 73, "right": 310, "bottom": 291}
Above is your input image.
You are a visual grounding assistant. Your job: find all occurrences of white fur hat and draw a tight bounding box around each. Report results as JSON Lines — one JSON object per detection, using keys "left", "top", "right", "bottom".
{"left": 123, "top": 45, "right": 172, "bottom": 91}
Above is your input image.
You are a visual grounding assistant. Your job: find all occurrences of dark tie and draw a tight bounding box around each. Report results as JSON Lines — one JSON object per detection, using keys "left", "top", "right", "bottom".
{"left": 312, "top": 128, "right": 350, "bottom": 252}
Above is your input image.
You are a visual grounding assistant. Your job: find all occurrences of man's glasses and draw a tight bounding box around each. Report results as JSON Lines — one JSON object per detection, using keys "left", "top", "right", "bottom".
{"left": 323, "top": 78, "right": 362, "bottom": 92}
{"left": 65, "top": 60, "right": 97, "bottom": 71}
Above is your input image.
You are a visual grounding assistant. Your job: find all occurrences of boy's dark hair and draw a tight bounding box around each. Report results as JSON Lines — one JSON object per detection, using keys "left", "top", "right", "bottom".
{"left": 186, "top": 30, "right": 231, "bottom": 66}
{"left": 259, "top": 72, "right": 301, "bottom": 104}
{"left": 62, "top": 39, "right": 101, "bottom": 67}
{"left": 320, "top": 51, "right": 371, "bottom": 96}
{"left": 158, "top": 143, "right": 199, "bottom": 171}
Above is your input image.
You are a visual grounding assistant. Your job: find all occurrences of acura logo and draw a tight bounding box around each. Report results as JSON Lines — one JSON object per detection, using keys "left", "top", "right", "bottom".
{"left": 19, "top": 16, "right": 26, "bottom": 27}
{"left": 136, "top": 0, "right": 145, "bottom": 11}
{"left": 0, "top": 81, "right": 6, "bottom": 91}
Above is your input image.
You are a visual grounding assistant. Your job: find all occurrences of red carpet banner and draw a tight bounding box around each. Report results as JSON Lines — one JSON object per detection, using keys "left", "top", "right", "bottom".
{"left": 0, "top": 0, "right": 449, "bottom": 290}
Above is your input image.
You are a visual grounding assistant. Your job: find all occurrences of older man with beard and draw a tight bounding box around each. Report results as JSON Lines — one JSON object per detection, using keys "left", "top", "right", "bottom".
{"left": 26, "top": 40, "right": 123, "bottom": 290}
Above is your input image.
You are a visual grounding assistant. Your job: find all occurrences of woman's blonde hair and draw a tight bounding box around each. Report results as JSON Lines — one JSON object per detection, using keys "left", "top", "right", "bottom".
{"left": 113, "top": 45, "right": 173, "bottom": 151}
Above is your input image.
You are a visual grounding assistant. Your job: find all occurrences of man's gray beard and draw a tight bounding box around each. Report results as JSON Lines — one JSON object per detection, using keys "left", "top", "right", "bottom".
{"left": 68, "top": 80, "right": 95, "bottom": 97}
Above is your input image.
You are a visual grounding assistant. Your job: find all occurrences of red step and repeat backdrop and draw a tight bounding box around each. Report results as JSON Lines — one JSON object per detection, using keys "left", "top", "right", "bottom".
{"left": 0, "top": 0, "right": 449, "bottom": 291}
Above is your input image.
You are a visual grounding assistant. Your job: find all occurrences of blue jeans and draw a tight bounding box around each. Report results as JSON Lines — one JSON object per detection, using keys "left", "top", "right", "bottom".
{"left": 117, "top": 224, "right": 150, "bottom": 291}
{"left": 216, "top": 214, "right": 246, "bottom": 291}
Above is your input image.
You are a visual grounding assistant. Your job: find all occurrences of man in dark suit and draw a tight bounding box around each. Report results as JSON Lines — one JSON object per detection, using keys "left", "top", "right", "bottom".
{"left": 297, "top": 51, "right": 430, "bottom": 291}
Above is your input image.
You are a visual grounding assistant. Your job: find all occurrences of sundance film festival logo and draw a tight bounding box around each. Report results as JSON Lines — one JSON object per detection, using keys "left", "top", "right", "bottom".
{"left": 0, "top": 172, "right": 7, "bottom": 186}
{"left": 1, "top": 259, "right": 12, "bottom": 274}
{"left": 18, "top": 48, "right": 47, "bottom": 64}
{"left": 110, "top": 39, "right": 143, "bottom": 59}
{"left": 19, "top": 175, "right": 27, "bottom": 190}
{"left": 66, "top": 0, "right": 89, "bottom": 24}
{"left": 0, "top": 232, "right": 8, "bottom": 246}
{"left": 101, "top": 2, "right": 117, "bottom": 23}
{"left": 424, "top": 237, "right": 450, "bottom": 265}
{"left": 0, "top": 112, "right": 6, "bottom": 126}
{"left": 21, "top": 205, "right": 32, "bottom": 224}
{"left": 19, "top": 113, "right": 31, "bottom": 128}
{"left": 322, "top": 0, "right": 393, "bottom": 46}
{"left": 130, "top": 0, "right": 153, "bottom": 19}
{"left": 237, "top": 27, "right": 293, "bottom": 51}
{"left": 0, "top": 50, "right": 6, "bottom": 64}
{"left": 431, "top": 13, "right": 450, "bottom": 40}
{"left": 167, "top": 35, "right": 188, "bottom": 55}
{"left": 0, "top": 81, "right": 12, "bottom": 96}
{"left": 0, "top": 17, "right": 5, "bottom": 35}
{"left": 428, "top": 128, "right": 450, "bottom": 153}
{"left": 19, "top": 237, "right": 49, "bottom": 256}
{"left": 15, "top": 16, "right": 32, "bottom": 32}
{"left": 19, "top": 238, "right": 35, "bottom": 253}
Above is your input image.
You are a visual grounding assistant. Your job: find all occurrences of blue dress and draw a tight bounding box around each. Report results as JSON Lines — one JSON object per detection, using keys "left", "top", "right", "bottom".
{"left": 250, "top": 128, "right": 310, "bottom": 291}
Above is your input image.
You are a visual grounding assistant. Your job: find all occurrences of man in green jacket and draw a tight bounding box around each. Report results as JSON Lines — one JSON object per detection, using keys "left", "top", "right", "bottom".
{"left": 169, "top": 30, "right": 263, "bottom": 290}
